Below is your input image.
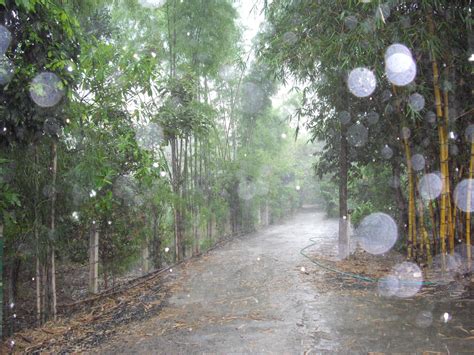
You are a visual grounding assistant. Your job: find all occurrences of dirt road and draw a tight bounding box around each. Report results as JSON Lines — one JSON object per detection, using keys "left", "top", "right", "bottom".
{"left": 98, "top": 207, "right": 473, "bottom": 354}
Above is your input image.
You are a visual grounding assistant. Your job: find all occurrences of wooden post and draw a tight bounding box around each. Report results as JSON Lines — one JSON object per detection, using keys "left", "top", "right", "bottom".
{"left": 89, "top": 226, "right": 99, "bottom": 294}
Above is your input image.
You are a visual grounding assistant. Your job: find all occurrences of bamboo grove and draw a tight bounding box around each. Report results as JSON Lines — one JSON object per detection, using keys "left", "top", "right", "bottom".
{"left": 259, "top": 1, "right": 473, "bottom": 265}
{"left": 0, "top": 0, "right": 315, "bottom": 336}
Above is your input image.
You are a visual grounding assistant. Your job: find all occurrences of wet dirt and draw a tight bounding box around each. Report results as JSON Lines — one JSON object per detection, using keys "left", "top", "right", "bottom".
{"left": 98, "top": 207, "right": 474, "bottom": 354}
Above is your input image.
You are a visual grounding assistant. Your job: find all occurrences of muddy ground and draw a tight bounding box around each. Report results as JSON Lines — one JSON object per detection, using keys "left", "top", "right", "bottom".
{"left": 93, "top": 207, "right": 474, "bottom": 354}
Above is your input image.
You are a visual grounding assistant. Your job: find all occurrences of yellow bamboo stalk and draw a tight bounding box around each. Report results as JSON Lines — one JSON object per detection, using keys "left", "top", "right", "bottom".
{"left": 467, "top": 140, "right": 474, "bottom": 270}
{"left": 443, "top": 89, "right": 455, "bottom": 254}
{"left": 416, "top": 185, "right": 432, "bottom": 264}
{"left": 403, "top": 136, "right": 416, "bottom": 259}
{"left": 428, "top": 35, "right": 447, "bottom": 262}
{"left": 392, "top": 84, "right": 416, "bottom": 259}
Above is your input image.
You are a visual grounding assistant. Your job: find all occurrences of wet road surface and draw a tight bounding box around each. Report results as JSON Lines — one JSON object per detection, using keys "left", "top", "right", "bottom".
{"left": 99, "top": 207, "right": 474, "bottom": 354}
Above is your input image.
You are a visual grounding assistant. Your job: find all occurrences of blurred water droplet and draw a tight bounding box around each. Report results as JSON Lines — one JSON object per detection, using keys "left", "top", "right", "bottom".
{"left": 378, "top": 275, "right": 399, "bottom": 297}
{"left": 238, "top": 181, "right": 256, "bottom": 201}
{"left": 347, "top": 123, "right": 368, "bottom": 147}
{"left": 344, "top": 15, "right": 358, "bottom": 30}
{"left": 415, "top": 311, "right": 433, "bottom": 328}
{"left": 366, "top": 111, "right": 379, "bottom": 125}
{"left": 411, "top": 153, "right": 425, "bottom": 171}
{"left": 381, "top": 145, "right": 393, "bottom": 159}
{"left": 139, "top": 0, "right": 166, "bottom": 8}
{"left": 465, "top": 124, "right": 474, "bottom": 142}
{"left": 356, "top": 212, "right": 398, "bottom": 255}
{"left": 43, "top": 118, "right": 61, "bottom": 136}
{"left": 375, "top": 3, "right": 391, "bottom": 21}
{"left": 385, "top": 44, "right": 416, "bottom": 86}
{"left": 419, "top": 173, "right": 442, "bottom": 200}
{"left": 425, "top": 111, "right": 436, "bottom": 124}
{"left": 408, "top": 93, "right": 425, "bottom": 112}
{"left": 339, "top": 111, "right": 351, "bottom": 125}
{"left": 454, "top": 179, "right": 474, "bottom": 212}
{"left": 0, "top": 56, "right": 14, "bottom": 85}
{"left": 347, "top": 68, "right": 376, "bottom": 97}
{"left": 389, "top": 176, "right": 400, "bottom": 188}
{"left": 392, "top": 262, "right": 423, "bottom": 298}
{"left": 0, "top": 25, "right": 12, "bottom": 55}
{"left": 240, "top": 82, "right": 264, "bottom": 114}
{"left": 30, "top": 72, "right": 65, "bottom": 107}
{"left": 218, "top": 64, "right": 236, "bottom": 81}
{"left": 135, "top": 122, "right": 164, "bottom": 150}
{"left": 282, "top": 31, "right": 298, "bottom": 45}
{"left": 401, "top": 127, "right": 411, "bottom": 139}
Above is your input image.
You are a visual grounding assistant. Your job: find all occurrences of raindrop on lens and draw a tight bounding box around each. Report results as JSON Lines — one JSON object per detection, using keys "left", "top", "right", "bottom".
{"left": 240, "top": 82, "right": 264, "bottom": 114}
{"left": 135, "top": 122, "right": 164, "bottom": 150}
{"left": 450, "top": 145, "right": 459, "bottom": 156}
{"left": 218, "top": 65, "right": 236, "bottom": 81}
{"left": 138, "top": 0, "right": 166, "bottom": 8}
{"left": 408, "top": 93, "right": 425, "bottom": 112}
{"left": 389, "top": 176, "right": 400, "bottom": 188}
{"left": 419, "top": 173, "right": 442, "bottom": 200}
{"left": 347, "top": 67, "right": 376, "bottom": 98}
{"left": 385, "top": 43, "right": 417, "bottom": 86}
{"left": 453, "top": 179, "right": 474, "bottom": 212}
{"left": 401, "top": 127, "right": 411, "bottom": 139}
{"left": 375, "top": 3, "right": 391, "bottom": 21}
{"left": 378, "top": 275, "right": 399, "bottom": 297}
{"left": 411, "top": 154, "right": 425, "bottom": 171}
{"left": 381, "top": 145, "right": 393, "bottom": 160}
{"left": 392, "top": 262, "right": 423, "bottom": 298}
{"left": 339, "top": 111, "right": 351, "bottom": 125}
{"left": 0, "top": 56, "right": 14, "bottom": 85}
{"left": 29, "top": 72, "right": 65, "bottom": 107}
{"left": 465, "top": 124, "right": 474, "bottom": 142}
{"left": 425, "top": 111, "right": 436, "bottom": 124}
{"left": 415, "top": 311, "right": 433, "bottom": 328}
{"left": 381, "top": 89, "right": 392, "bottom": 102}
{"left": 366, "top": 111, "right": 379, "bottom": 125}
{"left": 344, "top": 16, "right": 358, "bottom": 30}
{"left": 238, "top": 181, "right": 256, "bottom": 201}
{"left": 283, "top": 31, "right": 298, "bottom": 45}
{"left": 356, "top": 212, "right": 398, "bottom": 255}
{"left": 0, "top": 25, "right": 12, "bottom": 55}
{"left": 347, "top": 123, "right": 368, "bottom": 147}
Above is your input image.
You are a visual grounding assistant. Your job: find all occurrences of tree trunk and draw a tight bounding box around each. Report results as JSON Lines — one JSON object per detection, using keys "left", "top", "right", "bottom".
{"left": 50, "top": 140, "right": 57, "bottom": 320}
{"left": 467, "top": 140, "right": 474, "bottom": 270}
{"left": 338, "top": 124, "right": 349, "bottom": 259}
{"left": 34, "top": 144, "right": 42, "bottom": 325}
